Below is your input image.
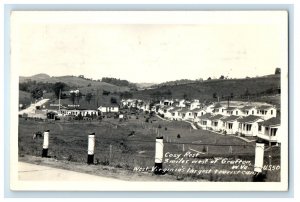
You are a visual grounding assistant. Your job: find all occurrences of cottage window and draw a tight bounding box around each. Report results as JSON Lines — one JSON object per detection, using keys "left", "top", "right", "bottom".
{"left": 257, "top": 110, "right": 259, "bottom": 114}
{"left": 222, "top": 109, "right": 224, "bottom": 112}
{"left": 236, "top": 111, "right": 238, "bottom": 115}
{"left": 228, "top": 123, "right": 233, "bottom": 129}
{"left": 271, "top": 128, "right": 278, "bottom": 136}
{"left": 246, "top": 111, "right": 249, "bottom": 115}
{"left": 258, "top": 125, "right": 262, "bottom": 131}
{"left": 214, "top": 122, "right": 218, "bottom": 126}
{"left": 246, "top": 124, "right": 252, "bottom": 131}
{"left": 252, "top": 110, "right": 254, "bottom": 115}
{"left": 202, "top": 121, "right": 207, "bottom": 125}
{"left": 271, "top": 110, "right": 273, "bottom": 115}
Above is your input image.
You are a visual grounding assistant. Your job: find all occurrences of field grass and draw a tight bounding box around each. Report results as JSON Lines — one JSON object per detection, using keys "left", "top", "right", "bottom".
{"left": 18, "top": 113, "right": 280, "bottom": 182}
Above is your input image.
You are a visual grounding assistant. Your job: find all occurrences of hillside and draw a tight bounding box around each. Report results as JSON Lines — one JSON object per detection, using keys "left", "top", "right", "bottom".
{"left": 19, "top": 74, "right": 130, "bottom": 93}
{"left": 132, "top": 75, "right": 280, "bottom": 103}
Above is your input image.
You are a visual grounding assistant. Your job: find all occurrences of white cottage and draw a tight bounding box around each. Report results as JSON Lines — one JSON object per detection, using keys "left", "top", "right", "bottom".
{"left": 237, "top": 115, "right": 264, "bottom": 137}
{"left": 257, "top": 117, "right": 281, "bottom": 144}
{"left": 222, "top": 115, "right": 241, "bottom": 134}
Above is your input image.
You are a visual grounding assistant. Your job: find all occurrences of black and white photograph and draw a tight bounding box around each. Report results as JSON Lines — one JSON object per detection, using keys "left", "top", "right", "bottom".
{"left": 10, "top": 11, "right": 288, "bottom": 191}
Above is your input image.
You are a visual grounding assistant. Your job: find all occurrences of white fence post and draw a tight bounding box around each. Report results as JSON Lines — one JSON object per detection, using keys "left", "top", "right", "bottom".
{"left": 254, "top": 142, "right": 265, "bottom": 173}
{"left": 87, "top": 132, "right": 95, "bottom": 165}
{"left": 154, "top": 136, "right": 164, "bottom": 175}
{"left": 42, "top": 130, "right": 49, "bottom": 157}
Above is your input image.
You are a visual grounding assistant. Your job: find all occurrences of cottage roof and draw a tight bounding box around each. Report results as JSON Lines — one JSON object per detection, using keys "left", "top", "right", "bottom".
{"left": 191, "top": 108, "right": 204, "bottom": 112}
{"left": 208, "top": 114, "right": 224, "bottom": 121}
{"left": 212, "top": 103, "right": 222, "bottom": 109}
{"left": 180, "top": 108, "right": 192, "bottom": 113}
{"left": 198, "top": 113, "right": 212, "bottom": 119}
{"left": 222, "top": 115, "right": 240, "bottom": 122}
{"left": 257, "top": 105, "right": 274, "bottom": 110}
{"left": 260, "top": 117, "right": 280, "bottom": 126}
{"left": 169, "top": 107, "right": 181, "bottom": 112}
{"left": 241, "top": 106, "right": 255, "bottom": 111}
{"left": 226, "top": 107, "right": 237, "bottom": 111}
{"left": 238, "top": 115, "right": 262, "bottom": 123}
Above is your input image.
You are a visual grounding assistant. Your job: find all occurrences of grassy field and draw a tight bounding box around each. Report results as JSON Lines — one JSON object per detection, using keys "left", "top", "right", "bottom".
{"left": 18, "top": 113, "right": 280, "bottom": 182}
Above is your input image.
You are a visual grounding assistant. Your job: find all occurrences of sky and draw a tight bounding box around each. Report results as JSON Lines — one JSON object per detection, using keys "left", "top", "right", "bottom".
{"left": 11, "top": 11, "right": 288, "bottom": 83}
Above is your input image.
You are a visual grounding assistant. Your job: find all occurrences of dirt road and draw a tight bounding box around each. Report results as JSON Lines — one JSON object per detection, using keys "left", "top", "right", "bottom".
{"left": 19, "top": 162, "right": 123, "bottom": 181}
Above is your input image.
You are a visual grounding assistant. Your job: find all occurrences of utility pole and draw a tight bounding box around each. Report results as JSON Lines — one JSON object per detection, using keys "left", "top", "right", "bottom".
{"left": 58, "top": 89, "right": 61, "bottom": 111}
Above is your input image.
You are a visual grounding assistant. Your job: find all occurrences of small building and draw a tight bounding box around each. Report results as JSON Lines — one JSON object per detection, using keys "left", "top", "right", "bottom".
{"left": 257, "top": 117, "right": 281, "bottom": 144}
{"left": 256, "top": 105, "right": 277, "bottom": 120}
{"left": 98, "top": 104, "right": 119, "bottom": 113}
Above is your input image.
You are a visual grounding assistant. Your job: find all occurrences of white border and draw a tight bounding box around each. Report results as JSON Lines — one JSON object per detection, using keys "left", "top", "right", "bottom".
{"left": 9, "top": 11, "right": 289, "bottom": 192}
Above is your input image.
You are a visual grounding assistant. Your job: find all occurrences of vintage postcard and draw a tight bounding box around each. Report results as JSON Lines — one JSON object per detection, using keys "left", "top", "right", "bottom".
{"left": 10, "top": 11, "right": 288, "bottom": 191}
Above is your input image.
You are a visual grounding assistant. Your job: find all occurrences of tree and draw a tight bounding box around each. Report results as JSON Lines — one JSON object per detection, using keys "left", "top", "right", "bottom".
{"left": 110, "top": 97, "right": 117, "bottom": 104}
{"left": 31, "top": 87, "right": 43, "bottom": 100}
{"left": 219, "top": 75, "right": 225, "bottom": 79}
{"left": 183, "top": 93, "right": 188, "bottom": 100}
{"left": 244, "top": 88, "right": 250, "bottom": 97}
{"left": 275, "top": 67, "right": 281, "bottom": 75}
{"left": 53, "top": 82, "right": 67, "bottom": 99}
{"left": 212, "top": 92, "right": 217, "bottom": 99}
{"left": 207, "top": 77, "right": 211, "bottom": 80}
{"left": 230, "top": 93, "right": 234, "bottom": 99}
{"left": 70, "top": 92, "right": 76, "bottom": 105}
{"left": 85, "top": 93, "right": 93, "bottom": 104}
{"left": 76, "top": 92, "right": 82, "bottom": 104}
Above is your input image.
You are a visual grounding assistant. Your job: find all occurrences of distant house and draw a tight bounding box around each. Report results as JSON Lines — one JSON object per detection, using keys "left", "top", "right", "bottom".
{"left": 212, "top": 103, "right": 226, "bottom": 115}
{"left": 70, "top": 89, "right": 80, "bottom": 95}
{"left": 160, "top": 99, "right": 174, "bottom": 106}
{"left": 208, "top": 114, "right": 225, "bottom": 132}
{"left": 163, "top": 106, "right": 174, "bottom": 119}
{"left": 169, "top": 107, "right": 182, "bottom": 120}
{"left": 256, "top": 105, "right": 277, "bottom": 120}
{"left": 222, "top": 115, "right": 241, "bottom": 134}
{"left": 190, "top": 100, "right": 201, "bottom": 110}
{"left": 177, "top": 99, "right": 186, "bottom": 108}
{"left": 240, "top": 106, "right": 257, "bottom": 116}
{"left": 182, "top": 108, "right": 194, "bottom": 120}
{"left": 197, "top": 113, "right": 213, "bottom": 130}
{"left": 237, "top": 115, "right": 264, "bottom": 137}
{"left": 98, "top": 104, "right": 119, "bottom": 113}
{"left": 257, "top": 117, "right": 281, "bottom": 144}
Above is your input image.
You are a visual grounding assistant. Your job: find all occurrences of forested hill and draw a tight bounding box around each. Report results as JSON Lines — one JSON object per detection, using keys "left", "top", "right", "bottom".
{"left": 131, "top": 75, "right": 281, "bottom": 102}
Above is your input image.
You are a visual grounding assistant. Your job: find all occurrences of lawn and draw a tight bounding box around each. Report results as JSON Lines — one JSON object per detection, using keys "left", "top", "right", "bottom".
{"left": 18, "top": 113, "right": 280, "bottom": 182}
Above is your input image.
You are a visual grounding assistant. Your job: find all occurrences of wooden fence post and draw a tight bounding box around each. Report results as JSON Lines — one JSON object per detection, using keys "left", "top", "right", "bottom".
{"left": 254, "top": 142, "right": 265, "bottom": 173}
{"left": 42, "top": 130, "right": 49, "bottom": 158}
{"left": 154, "top": 136, "right": 164, "bottom": 175}
{"left": 87, "top": 132, "right": 95, "bottom": 165}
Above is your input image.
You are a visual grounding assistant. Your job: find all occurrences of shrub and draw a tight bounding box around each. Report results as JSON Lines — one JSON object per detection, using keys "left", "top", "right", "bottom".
{"left": 177, "top": 134, "right": 181, "bottom": 138}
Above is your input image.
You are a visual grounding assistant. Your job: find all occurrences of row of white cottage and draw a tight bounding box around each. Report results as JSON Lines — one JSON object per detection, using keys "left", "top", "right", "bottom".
{"left": 155, "top": 103, "right": 281, "bottom": 144}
